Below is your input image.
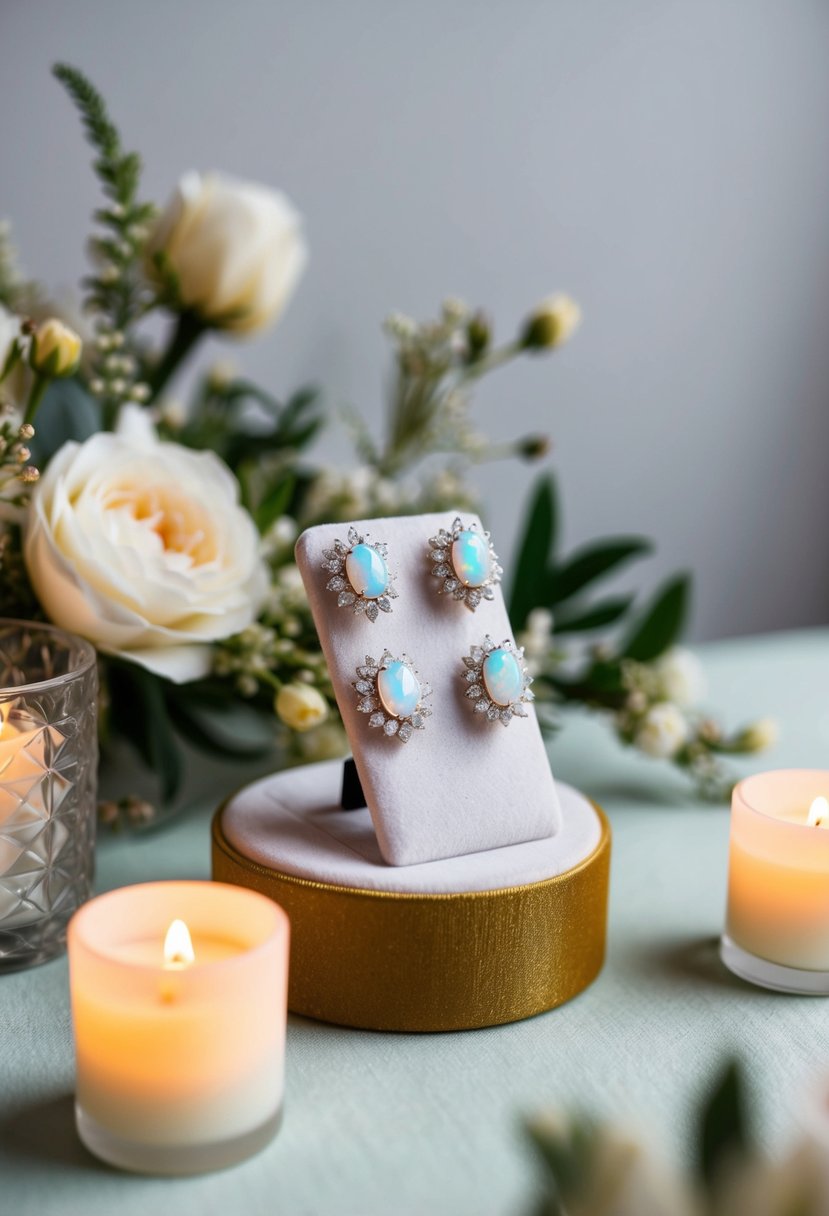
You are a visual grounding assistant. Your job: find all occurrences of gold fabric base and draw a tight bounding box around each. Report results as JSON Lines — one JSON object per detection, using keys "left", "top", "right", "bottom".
{"left": 211, "top": 803, "right": 611, "bottom": 1033}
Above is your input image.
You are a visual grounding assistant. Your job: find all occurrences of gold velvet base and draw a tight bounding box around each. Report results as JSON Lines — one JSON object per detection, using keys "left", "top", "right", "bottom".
{"left": 211, "top": 802, "right": 610, "bottom": 1033}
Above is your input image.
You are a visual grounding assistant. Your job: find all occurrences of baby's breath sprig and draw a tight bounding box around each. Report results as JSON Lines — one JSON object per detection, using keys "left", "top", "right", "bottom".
{"left": 53, "top": 65, "right": 155, "bottom": 427}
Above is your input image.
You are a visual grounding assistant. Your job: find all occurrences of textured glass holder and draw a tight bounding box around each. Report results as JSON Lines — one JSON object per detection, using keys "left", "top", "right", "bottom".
{"left": 0, "top": 619, "right": 97, "bottom": 971}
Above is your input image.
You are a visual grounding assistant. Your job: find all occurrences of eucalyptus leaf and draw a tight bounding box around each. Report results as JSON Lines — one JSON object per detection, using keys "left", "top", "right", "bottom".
{"left": 165, "top": 692, "right": 276, "bottom": 760}
{"left": 509, "top": 474, "right": 558, "bottom": 630}
{"left": 28, "top": 377, "right": 101, "bottom": 465}
{"left": 106, "top": 661, "right": 182, "bottom": 803}
{"left": 547, "top": 538, "right": 651, "bottom": 607}
{"left": 623, "top": 574, "right": 690, "bottom": 661}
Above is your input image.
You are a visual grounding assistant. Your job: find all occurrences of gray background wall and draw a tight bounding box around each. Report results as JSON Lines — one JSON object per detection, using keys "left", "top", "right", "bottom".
{"left": 3, "top": 0, "right": 829, "bottom": 640}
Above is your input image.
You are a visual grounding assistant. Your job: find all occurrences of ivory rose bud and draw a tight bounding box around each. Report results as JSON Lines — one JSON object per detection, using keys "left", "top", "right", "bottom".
{"left": 146, "top": 171, "right": 307, "bottom": 335}
{"left": 30, "top": 318, "right": 82, "bottom": 377}
{"left": 24, "top": 406, "right": 266, "bottom": 682}
{"left": 521, "top": 294, "right": 582, "bottom": 351}
{"left": 653, "top": 647, "right": 706, "bottom": 707}
{"left": 275, "top": 684, "right": 329, "bottom": 733}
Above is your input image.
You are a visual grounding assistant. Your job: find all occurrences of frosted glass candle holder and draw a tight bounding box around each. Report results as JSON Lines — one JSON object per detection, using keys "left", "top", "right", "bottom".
{"left": 0, "top": 619, "right": 97, "bottom": 971}
{"left": 68, "top": 881, "right": 289, "bottom": 1175}
{"left": 722, "top": 769, "right": 829, "bottom": 994}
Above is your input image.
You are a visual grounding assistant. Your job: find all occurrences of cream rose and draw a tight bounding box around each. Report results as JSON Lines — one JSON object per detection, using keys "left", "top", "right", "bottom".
{"left": 146, "top": 171, "right": 307, "bottom": 335}
{"left": 24, "top": 407, "right": 267, "bottom": 681}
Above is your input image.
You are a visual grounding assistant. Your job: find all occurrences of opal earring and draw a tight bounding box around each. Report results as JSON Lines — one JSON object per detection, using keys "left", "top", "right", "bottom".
{"left": 323, "top": 527, "right": 398, "bottom": 622}
{"left": 353, "top": 651, "right": 432, "bottom": 742}
{"left": 462, "top": 636, "right": 533, "bottom": 725}
{"left": 428, "top": 517, "right": 501, "bottom": 612}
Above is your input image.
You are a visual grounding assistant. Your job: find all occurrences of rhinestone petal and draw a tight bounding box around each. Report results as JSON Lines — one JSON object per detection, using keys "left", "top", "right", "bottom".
{"left": 369, "top": 712, "right": 385, "bottom": 728}
{"left": 338, "top": 590, "right": 356, "bottom": 607}
{"left": 365, "top": 602, "right": 379, "bottom": 623}
{"left": 358, "top": 697, "right": 377, "bottom": 713}
{"left": 397, "top": 722, "right": 413, "bottom": 743}
{"left": 355, "top": 680, "right": 373, "bottom": 694}
{"left": 383, "top": 719, "right": 399, "bottom": 736}
{"left": 327, "top": 576, "right": 346, "bottom": 592}
{"left": 474, "top": 699, "right": 490, "bottom": 714}
{"left": 465, "top": 685, "right": 483, "bottom": 699}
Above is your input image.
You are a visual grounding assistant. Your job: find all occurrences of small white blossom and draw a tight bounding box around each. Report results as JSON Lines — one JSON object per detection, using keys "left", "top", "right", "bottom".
{"left": 653, "top": 647, "right": 706, "bottom": 707}
{"left": 635, "top": 702, "right": 689, "bottom": 759}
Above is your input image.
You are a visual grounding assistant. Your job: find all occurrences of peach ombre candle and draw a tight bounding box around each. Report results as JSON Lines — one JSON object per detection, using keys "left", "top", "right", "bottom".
{"left": 722, "top": 770, "right": 829, "bottom": 993}
{"left": 68, "top": 881, "right": 289, "bottom": 1174}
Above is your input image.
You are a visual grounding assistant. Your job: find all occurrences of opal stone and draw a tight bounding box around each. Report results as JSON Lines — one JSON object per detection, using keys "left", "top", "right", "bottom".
{"left": 451, "top": 530, "right": 490, "bottom": 588}
{"left": 378, "top": 660, "right": 421, "bottom": 719}
{"left": 483, "top": 648, "right": 523, "bottom": 707}
{"left": 345, "top": 543, "right": 389, "bottom": 599}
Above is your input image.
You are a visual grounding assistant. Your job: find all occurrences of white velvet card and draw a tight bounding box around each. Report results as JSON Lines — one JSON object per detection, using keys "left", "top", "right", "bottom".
{"left": 295, "top": 512, "right": 562, "bottom": 866}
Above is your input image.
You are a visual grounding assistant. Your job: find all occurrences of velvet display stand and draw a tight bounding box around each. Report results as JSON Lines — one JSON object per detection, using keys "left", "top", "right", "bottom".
{"left": 212, "top": 763, "right": 610, "bottom": 1032}
{"left": 212, "top": 513, "right": 611, "bottom": 1030}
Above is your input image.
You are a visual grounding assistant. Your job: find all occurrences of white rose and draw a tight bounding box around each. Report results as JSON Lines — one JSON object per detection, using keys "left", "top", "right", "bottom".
{"left": 653, "top": 647, "right": 706, "bottom": 707}
{"left": 24, "top": 406, "right": 267, "bottom": 682}
{"left": 635, "top": 702, "right": 689, "bottom": 759}
{"left": 146, "top": 171, "right": 307, "bottom": 335}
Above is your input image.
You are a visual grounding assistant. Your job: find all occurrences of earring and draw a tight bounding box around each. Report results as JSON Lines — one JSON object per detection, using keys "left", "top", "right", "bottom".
{"left": 462, "top": 636, "right": 533, "bottom": 725}
{"left": 353, "top": 651, "right": 432, "bottom": 742}
{"left": 323, "top": 527, "right": 398, "bottom": 622}
{"left": 428, "top": 517, "right": 501, "bottom": 612}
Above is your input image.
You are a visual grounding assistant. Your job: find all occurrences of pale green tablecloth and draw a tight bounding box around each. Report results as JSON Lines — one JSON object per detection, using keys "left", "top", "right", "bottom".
{"left": 3, "top": 630, "right": 829, "bottom": 1216}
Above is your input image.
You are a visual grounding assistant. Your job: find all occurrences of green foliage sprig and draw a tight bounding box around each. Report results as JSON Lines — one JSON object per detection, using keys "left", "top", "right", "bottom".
{"left": 53, "top": 64, "right": 156, "bottom": 426}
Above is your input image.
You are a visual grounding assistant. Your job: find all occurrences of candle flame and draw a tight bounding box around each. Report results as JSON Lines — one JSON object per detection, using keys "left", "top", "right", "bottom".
{"left": 163, "top": 918, "right": 195, "bottom": 968}
{"left": 808, "top": 796, "right": 829, "bottom": 828}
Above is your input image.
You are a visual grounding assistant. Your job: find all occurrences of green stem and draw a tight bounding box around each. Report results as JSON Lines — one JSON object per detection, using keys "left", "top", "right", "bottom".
{"left": 23, "top": 374, "right": 48, "bottom": 426}
{"left": 148, "top": 311, "right": 207, "bottom": 400}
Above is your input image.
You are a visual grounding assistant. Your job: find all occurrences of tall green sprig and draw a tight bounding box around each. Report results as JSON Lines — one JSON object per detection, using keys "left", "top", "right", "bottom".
{"left": 53, "top": 64, "right": 156, "bottom": 427}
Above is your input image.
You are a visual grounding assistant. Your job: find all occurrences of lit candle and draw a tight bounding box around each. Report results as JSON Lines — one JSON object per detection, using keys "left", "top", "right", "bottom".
{"left": 722, "top": 769, "right": 829, "bottom": 993}
{"left": 68, "top": 881, "right": 289, "bottom": 1174}
{"left": 0, "top": 705, "right": 66, "bottom": 924}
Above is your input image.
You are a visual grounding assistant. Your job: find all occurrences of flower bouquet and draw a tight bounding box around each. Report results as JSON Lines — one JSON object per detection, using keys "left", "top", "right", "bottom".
{"left": 0, "top": 66, "right": 771, "bottom": 825}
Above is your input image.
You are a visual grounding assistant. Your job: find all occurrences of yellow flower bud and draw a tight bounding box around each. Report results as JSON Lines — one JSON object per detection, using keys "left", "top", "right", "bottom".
{"left": 30, "top": 319, "right": 82, "bottom": 378}
{"left": 520, "top": 294, "right": 582, "bottom": 351}
{"left": 275, "top": 683, "right": 329, "bottom": 733}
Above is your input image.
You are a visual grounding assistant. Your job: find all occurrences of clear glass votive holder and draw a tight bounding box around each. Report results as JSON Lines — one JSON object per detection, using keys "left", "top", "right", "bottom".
{"left": 0, "top": 619, "right": 97, "bottom": 971}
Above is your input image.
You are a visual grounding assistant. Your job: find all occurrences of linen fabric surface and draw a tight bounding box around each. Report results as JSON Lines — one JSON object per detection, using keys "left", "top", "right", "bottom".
{"left": 4, "top": 632, "right": 829, "bottom": 1216}
{"left": 295, "top": 512, "right": 561, "bottom": 865}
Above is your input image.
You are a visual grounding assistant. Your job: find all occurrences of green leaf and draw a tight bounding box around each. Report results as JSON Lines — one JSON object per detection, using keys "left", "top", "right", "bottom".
{"left": 553, "top": 596, "right": 634, "bottom": 634}
{"left": 547, "top": 538, "right": 651, "bottom": 607}
{"left": 29, "top": 378, "right": 101, "bottom": 466}
{"left": 509, "top": 475, "right": 558, "bottom": 630}
{"left": 165, "top": 693, "right": 275, "bottom": 760}
{"left": 698, "top": 1060, "right": 749, "bottom": 1191}
{"left": 623, "top": 574, "right": 691, "bottom": 661}
{"left": 106, "top": 662, "right": 183, "bottom": 803}
{"left": 254, "top": 475, "right": 296, "bottom": 533}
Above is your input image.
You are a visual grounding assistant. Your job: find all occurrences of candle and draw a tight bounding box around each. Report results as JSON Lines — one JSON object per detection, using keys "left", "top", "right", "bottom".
{"left": 68, "top": 881, "right": 289, "bottom": 1174}
{"left": 722, "top": 769, "right": 829, "bottom": 993}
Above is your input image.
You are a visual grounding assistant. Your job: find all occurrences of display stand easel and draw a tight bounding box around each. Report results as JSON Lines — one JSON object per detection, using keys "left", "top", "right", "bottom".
{"left": 212, "top": 513, "right": 611, "bottom": 1031}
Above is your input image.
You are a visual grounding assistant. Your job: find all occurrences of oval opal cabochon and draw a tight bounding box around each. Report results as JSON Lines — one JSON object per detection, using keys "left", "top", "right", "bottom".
{"left": 482, "top": 648, "right": 523, "bottom": 707}
{"left": 451, "top": 531, "right": 490, "bottom": 588}
{"left": 345, "top": 544, "right": 389, "bottom": 599}
{"left": 377, "top": 661, "right": 421, "bottom": 719}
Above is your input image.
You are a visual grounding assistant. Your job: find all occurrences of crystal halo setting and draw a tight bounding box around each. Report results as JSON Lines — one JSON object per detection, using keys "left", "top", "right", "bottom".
{"left": 428, "top": 517, "right": 502, "bottom": 613}
{"left": 462, "top": 636, "right": 533, "bottom": 726}
{"left": 323, "top": 527, "right": 398, "bottom": 623}
{"left": 352, "top": 651, "right": 433, "bottom": 742}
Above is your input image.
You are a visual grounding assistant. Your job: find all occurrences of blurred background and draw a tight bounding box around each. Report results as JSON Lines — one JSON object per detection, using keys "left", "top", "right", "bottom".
{"left": 3, "top": 0, "right": 829, "bottom": 640}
